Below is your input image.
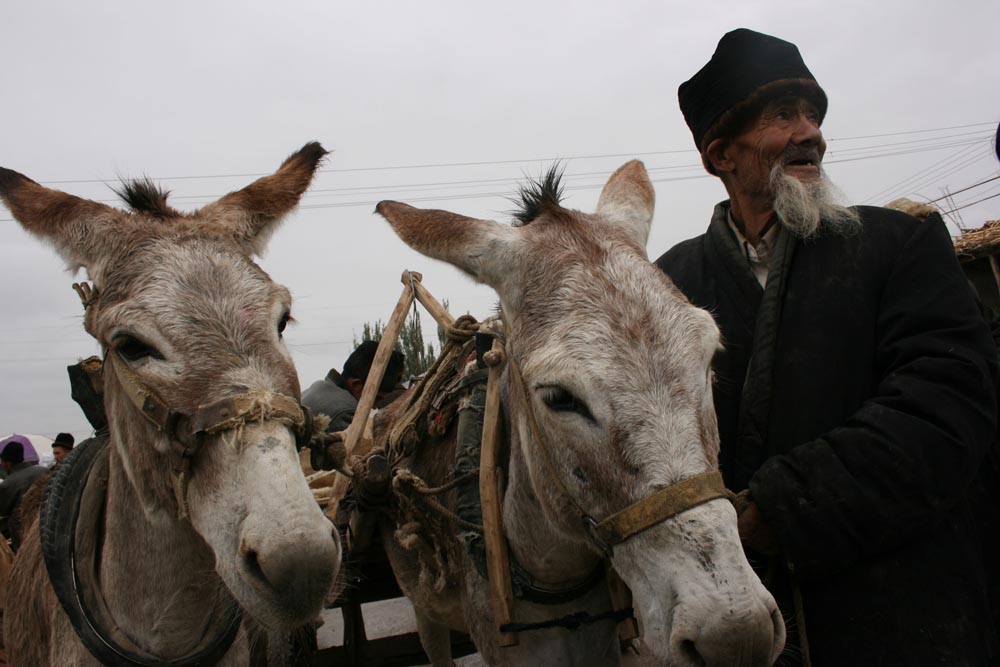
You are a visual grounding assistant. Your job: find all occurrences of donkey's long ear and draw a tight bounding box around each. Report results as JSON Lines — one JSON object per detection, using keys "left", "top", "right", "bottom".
{"left": 595, "top": 160, "right": 654, "bottom": 252}
{"left": 198, "top": 142, "right": 327, "bottom": 255}
{"left": 375, "top": 201, "right": 522, "bottom": 289}
{"left": 0, "top": 167, "right": 122, "bottom": 271}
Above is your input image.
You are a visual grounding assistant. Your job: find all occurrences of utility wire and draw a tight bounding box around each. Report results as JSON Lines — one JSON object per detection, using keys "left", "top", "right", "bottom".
{"left": 28, "top": 121, "right": 998, "bottom": 186}
{"left": 942, "top": 191, "right": 1000, "bottom": 214}
{"left": 926, "top": 175, "right": 1000, "bottom": 203}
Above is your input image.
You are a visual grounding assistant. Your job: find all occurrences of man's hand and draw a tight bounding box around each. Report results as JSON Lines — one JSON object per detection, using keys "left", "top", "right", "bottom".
{"left": 737, "top": 501, "right": 780, "bottom": 555}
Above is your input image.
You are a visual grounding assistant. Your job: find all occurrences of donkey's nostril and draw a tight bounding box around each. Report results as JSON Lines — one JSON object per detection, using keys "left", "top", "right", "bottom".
{"left": 240, "top": 542, "right": 268, "bottom": 586}
{"left": 678, "top": 639, "right": 708, "bottom": 667}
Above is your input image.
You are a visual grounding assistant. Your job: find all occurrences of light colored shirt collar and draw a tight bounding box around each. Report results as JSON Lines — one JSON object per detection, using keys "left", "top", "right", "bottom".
{"left": 727, "top": 210, "right": 779, "bottom": 287}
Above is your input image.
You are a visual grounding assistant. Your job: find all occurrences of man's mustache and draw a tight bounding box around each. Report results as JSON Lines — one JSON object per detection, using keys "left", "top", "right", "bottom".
{"left": 782, "top": 145, "right": 821, "bottom": 166}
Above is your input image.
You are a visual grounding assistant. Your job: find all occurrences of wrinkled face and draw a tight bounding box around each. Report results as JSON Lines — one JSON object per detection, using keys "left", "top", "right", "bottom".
{"left": 92, "top": 237, "right": 339, "bottom": 628}
{"left": 725, "top": 95, "right": 826, "bottom": 196}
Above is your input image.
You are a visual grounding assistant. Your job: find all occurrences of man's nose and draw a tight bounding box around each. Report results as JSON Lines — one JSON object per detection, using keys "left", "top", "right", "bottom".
{"left": 792, "top": 114, "right": 823, "bottom": 146}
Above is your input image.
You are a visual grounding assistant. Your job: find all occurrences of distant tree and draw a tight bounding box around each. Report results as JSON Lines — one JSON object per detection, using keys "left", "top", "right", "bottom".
{"left": 353, "top": 307, "right": 438, "bottom": 380}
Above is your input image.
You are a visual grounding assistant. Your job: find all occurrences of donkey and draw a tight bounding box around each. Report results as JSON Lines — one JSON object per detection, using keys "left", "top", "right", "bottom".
{"left": 0, "top": 143, "right": 340, "bottom": 666}
{"left": 373, "top": 162, "right": 785, "bottom": 666}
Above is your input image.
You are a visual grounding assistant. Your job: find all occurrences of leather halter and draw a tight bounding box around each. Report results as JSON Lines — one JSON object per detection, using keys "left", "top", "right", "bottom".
{"left": 505, "top": 351, "right": 728, "bottom": 557}
{"left": 106, "top": 350, "right": 314, "bottom": 518}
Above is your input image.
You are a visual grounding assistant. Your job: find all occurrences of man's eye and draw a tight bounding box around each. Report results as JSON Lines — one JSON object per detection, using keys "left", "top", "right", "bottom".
{"left": 539, "top": 386, "right": 595, "bottom": 421}
{"left": 114, "top": 335, "right": 162, "bottom": 361}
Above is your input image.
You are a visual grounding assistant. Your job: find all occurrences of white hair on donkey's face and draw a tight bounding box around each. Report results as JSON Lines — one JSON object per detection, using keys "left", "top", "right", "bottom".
{"left": 0, "top": 144, "right": 342, "bottom": 666}
{"left": 376, "top": 161, "right": 784, "bottom": 667}
{"left": 511, "top": 211, "right": 723, "bottom": 514}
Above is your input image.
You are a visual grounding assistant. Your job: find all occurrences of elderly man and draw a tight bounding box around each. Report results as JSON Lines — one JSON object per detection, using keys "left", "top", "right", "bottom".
{"left": 656, "top": 29, "right": 998, "bottom": 666}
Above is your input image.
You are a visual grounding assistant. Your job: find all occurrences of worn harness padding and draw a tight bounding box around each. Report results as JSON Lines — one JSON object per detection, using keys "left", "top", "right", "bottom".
{"left": 39, "top": 436, "right": 243, "bottom": 667}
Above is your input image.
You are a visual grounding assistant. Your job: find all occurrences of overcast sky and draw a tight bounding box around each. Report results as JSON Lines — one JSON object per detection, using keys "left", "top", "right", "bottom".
{"left": 2, "top": 1, "right": 999, "bottom": 441}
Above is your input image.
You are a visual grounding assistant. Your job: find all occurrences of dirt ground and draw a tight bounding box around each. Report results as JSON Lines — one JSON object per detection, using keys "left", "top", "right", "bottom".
{"left": 318, "top": 598, "right": 655, "bottom": 666}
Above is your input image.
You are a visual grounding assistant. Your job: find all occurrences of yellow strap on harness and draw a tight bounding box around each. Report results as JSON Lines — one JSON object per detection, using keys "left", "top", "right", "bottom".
{"left": 593, "top": 470, "right": 728, "bottom": 546}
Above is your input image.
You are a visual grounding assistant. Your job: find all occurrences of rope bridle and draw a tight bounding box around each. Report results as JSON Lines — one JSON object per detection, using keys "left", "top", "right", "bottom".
{"left": 105, "top": 349, "right": 314, "bottom": 519}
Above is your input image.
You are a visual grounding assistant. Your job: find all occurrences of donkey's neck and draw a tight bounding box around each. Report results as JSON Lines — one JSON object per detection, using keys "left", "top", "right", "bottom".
{"left": 99, "top": 433, "right": 229, "bottom": 656}
{"left": 501, "top": 399, "right": 601, "bottom": 585}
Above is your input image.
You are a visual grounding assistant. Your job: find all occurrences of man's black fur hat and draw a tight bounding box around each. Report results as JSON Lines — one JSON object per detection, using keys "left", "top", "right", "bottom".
{"left": 679, "top": 29, "right": 827, "bottom": 153}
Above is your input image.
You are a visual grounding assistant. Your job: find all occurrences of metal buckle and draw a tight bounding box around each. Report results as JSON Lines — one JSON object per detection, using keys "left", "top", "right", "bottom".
{"left": 582, "top": 515, "right": 613, "bottom": 559}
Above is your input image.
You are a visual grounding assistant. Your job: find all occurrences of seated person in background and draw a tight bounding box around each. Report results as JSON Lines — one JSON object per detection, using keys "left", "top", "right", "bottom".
{"left": 0, "top": 442, "right": 46, "bottom": 550}
{"left": 302, "top": 340, "right": 406, "bottom": 433}
{"left": 51, "top": 432, "right": 74, "bottom": 466}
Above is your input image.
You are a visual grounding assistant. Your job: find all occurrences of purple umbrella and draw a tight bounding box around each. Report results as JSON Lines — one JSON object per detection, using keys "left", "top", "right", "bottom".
{"left": 0, "top": 434, "right": 45, "bottom": 465}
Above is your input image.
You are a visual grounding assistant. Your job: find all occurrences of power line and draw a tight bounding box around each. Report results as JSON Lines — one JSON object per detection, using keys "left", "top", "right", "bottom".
{"left": 882, "top": 146, "right": 994, "bottom": 204}
{"left": 926, "top": 175, "right": 1000, "bottom": 203}
{"left": 942, "top": 191, "right": 1000, "bottom": 214}
{"left": 825, "top": 121, "right": 996, "bottom": 142}
{"left": 864, "top": 142, "right": 986, "bottom": 204}
{"left": 26, "top": 121, "right": 998, "bottom": 186}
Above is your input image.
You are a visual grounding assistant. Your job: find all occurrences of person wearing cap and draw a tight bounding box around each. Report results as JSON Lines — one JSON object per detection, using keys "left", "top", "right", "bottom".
{"left": 656, "top": 28, "right": 998, "bottom": 666}
{"left": 51, "top": 432, "right": 74, "bottom": 466}
{"left": 302, "top": 340, "right": 406, "bottom": 435}
{"left": 0, "top": 441, "right": 46, "bottom": 550}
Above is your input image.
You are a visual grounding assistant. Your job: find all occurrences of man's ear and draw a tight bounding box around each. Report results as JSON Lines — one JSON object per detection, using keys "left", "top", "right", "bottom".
{"left": 347, "top": 377, "right": 365, "bottom": 400}
{"left": 705, "top": 138, "right": 735, "bottom": 174}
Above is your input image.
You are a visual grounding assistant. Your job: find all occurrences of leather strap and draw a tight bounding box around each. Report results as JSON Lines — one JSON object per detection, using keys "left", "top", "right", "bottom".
{"left": 593, "top": 470, "right": 727, "bottom": 546}
{"left": 506, "top": 350, "right": 728, "bottom": 556}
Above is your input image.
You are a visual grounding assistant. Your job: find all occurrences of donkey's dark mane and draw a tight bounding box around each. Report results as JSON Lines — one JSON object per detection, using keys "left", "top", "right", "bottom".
{"left": 113, "top": 178, "right": 181, "bottom": 218}
{"left": 511, "top": 164, "right": 565, "bottom": 226}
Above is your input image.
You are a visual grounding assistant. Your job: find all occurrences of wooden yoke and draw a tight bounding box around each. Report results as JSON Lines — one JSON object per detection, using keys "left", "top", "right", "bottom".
{"left": 324, "top": 271, "right": 458, "bottom": 523}
{"left": 325, "top": 272, "right": 415, "bottom": 522}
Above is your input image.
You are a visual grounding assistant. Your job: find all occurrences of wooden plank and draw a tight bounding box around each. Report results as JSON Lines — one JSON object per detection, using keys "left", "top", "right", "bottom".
{"left": 401, "top": 270, "right": 455, "bottom": 328}
{"left": 479, "top": 338, "right": 518, "bottom": 647}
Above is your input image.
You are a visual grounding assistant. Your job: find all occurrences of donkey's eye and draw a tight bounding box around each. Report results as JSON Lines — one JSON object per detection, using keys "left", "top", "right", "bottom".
{"left": 113, "top": 334, "right": 163, "bottom": 362}
{"left": 538, "top": 386, "right": 594, "bottom": 421}
{"left": 278, "top": 312, "right": 291, "bottom": 338}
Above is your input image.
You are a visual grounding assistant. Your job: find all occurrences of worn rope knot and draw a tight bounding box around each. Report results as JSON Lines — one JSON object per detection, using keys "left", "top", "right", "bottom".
{"left": 483, "top": 346, "right": 506, "bottom": 368}
{"left": 204, "top": 392, "right": 300, "bottom": 434}
{"left": 445, "top": 314, "right": 480, "bottom": 342}
{"left": 393, "top": 468, "right": 427, "bottom": 493}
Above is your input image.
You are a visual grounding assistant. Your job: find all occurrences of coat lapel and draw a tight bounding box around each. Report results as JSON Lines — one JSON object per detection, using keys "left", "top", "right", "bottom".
{"left": 733, "top": 224, "right": 797, "bottom": 487}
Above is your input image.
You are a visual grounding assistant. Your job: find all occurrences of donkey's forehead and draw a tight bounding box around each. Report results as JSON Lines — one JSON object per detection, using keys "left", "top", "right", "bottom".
{"left": 97, "top": 236, "right": 287, "bottom": 315}
{"left": 516, "top": 242, "right": 718, "bottom": 371}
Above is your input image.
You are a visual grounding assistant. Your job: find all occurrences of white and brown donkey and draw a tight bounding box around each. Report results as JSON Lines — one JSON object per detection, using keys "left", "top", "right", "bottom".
{"left": 375, "top": 162, "right": 784, "bottom": 666}
{"left": 0, "top": 143, "right": 340, "bottom": 666}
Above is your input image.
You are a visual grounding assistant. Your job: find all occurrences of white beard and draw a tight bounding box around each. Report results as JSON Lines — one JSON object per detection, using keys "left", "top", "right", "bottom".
{"left": 769, "top": 165, "right": 861, "bottom": 238}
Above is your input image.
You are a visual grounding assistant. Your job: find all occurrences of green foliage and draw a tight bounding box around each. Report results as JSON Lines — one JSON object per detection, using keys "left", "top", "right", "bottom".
{"left": 353, "top": 306, "right": 438, "bottom": 379}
